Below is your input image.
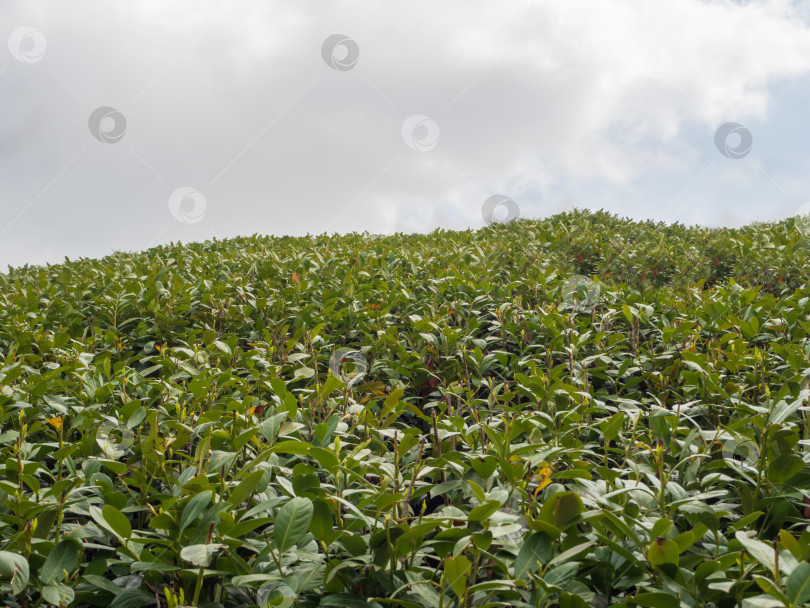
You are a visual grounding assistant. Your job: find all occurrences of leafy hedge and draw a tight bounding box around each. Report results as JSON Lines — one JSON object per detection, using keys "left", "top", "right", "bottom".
{"left": 0, "top": 209, "right": 809, "bottom": 607}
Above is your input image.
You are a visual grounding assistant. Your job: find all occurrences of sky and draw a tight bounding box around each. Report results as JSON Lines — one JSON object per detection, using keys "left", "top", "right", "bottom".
{"left": 3, "top": 0, "right": 810, "bottom": 268}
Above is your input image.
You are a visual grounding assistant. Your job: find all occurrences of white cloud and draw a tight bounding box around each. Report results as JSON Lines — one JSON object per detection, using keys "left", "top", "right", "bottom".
{"left": 2, "top": 0, "right": 810, "bottom": 267}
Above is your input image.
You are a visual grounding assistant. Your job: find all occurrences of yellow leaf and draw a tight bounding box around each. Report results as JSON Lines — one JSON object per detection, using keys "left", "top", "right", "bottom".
{"left": 46, "top": 416, "right": 63, "bottom": 431}
{"left": 534, "top": 476, "right": 552, "bottom": 497}
{"left": 533, "top": 462, "right": 553, "bottom": 497}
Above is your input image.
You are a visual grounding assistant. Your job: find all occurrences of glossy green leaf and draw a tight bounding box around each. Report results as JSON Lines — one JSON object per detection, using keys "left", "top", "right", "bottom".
{"left": 274, "top": 497, "right": 314, "bottom": 553}
{"left": 40, "top": 540, "right": 80, "bottom": 584}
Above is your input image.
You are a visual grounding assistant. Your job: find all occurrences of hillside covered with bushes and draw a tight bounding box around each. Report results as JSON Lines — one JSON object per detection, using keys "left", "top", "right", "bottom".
{"left": 1, "top": 209, "right": 810, "bottom": 607}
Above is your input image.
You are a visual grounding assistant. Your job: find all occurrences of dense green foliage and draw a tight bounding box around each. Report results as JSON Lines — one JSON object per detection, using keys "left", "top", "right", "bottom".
{"left": 1, "top": 209, "right": 810, "bottom": 607}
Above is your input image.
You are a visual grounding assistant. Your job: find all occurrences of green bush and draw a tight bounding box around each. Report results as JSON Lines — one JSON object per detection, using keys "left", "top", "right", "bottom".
{"left": 0, "top": 210, "right": 809, "bottom": 607}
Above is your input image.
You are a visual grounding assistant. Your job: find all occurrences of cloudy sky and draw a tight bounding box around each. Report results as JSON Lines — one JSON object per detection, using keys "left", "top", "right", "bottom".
{"left": 3, "top": 0, "right": 810, "bottom": 268}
